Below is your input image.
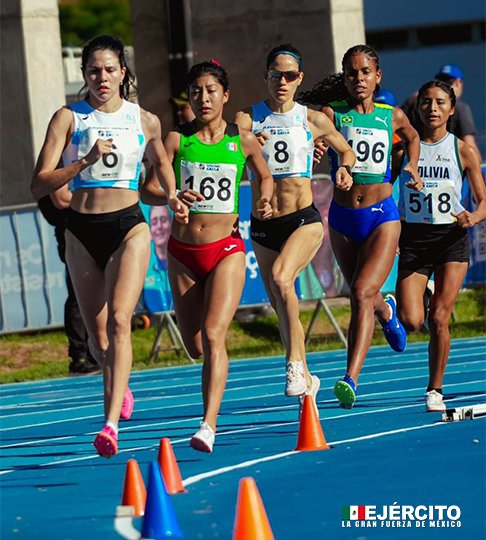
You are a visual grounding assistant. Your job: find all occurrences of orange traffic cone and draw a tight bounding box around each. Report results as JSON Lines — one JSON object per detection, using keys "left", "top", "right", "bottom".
{"left": 157, "top": 438, "right": 187, "bottom": 494}
{"left": 295, "top": 394, "right": 329, "bottom": 451}
{"left": 232, "top": 477, "right": 275, "bottom": 540}
{"left": 121, "top": 459, "right": 147, "bottom": 517}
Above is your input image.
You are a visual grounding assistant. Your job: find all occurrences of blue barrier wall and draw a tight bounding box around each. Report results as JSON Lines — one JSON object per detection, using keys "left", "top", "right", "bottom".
{"left": 2, "top": 170, "right": 484, "bottom": 334}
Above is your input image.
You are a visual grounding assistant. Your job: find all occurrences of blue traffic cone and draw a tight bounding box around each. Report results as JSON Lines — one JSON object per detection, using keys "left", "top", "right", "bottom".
{"left": 141, "top": 461, "right": 184, "bottom": 539}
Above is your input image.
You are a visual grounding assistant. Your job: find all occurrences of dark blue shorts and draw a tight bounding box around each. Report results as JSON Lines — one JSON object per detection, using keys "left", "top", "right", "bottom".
{"left": 329, "top": 195, "right": 399, "bottom": 244}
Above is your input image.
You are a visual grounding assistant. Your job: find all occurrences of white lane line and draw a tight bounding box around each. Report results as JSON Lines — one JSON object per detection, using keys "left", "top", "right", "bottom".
{"left": 1, "top": 390, "right": 484, "bottom": 476}
{"left": 1, "top": 361, "right": 484, "bottom": 428}
{"left": 2, "top": 347, "right": 483, "bottom": 407}
{"left": 182, "top": 422, "right": 450, "bottom": 487}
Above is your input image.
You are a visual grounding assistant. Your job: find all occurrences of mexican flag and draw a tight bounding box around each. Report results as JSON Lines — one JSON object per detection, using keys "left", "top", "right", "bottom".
{"left": 342, "top": 506, "right": 371, "bottom": 520}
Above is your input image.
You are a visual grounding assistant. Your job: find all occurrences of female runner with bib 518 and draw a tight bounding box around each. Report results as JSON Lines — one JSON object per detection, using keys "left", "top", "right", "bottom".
{"left": 396, "top": 80, "right": 486, "bottom": 412}
{"left": 31, "top": 35, "right": 187, "bottom": 458}
{"left": 146, "top": 60, "right": 274, "bottom": 453}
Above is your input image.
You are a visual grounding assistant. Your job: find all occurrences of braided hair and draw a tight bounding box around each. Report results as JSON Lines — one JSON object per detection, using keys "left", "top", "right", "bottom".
{"left": 299, "top": 44, "right": 381, "bottom": 106}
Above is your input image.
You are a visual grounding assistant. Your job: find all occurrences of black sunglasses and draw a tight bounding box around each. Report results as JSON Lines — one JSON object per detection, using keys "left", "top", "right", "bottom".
{"left": 267, "top": 70, "right": 301, "bottom": 82}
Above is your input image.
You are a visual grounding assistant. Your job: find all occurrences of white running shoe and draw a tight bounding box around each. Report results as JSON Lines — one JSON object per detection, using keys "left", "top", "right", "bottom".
{"left": 285, "top": 360, "right": 307, "bottom": 396}
{"left": 425, "top": 390, "right": 445, "bottom": 412}
{"left": 299, "top": 374, "right": 321, "bottom": 417}
{"left": 190, "top": 421, "right": 215, "bottom": 453}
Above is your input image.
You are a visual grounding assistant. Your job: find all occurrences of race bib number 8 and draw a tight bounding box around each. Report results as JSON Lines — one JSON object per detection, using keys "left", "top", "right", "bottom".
{"left": 180, "top": 160, "right": 238, "bottom": 213}
{"left": 78, "top": 127, "right": 140, "bottom": 181}
{"left": 345, "top": 126, "right": 389, "bottom": 176}
{"left": 263, "top": 126, "right": 309, "bottom": 176}
{"left": 404, "top": 181, "right": 455, "bottom": 224}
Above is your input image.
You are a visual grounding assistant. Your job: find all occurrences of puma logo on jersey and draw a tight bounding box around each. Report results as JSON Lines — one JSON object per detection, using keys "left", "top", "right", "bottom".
{"left": 371, "top": 204, "right": 384, "bottom": 213}
{"left": 224, "top": 244, "right": 238, "bottom": 252}
{"left": 375, "top": 116, "right": 388, "bottom": 128}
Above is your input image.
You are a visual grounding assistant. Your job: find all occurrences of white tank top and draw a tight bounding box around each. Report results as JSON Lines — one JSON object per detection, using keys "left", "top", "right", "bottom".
{"left": 399, "top": 133, "right": 464, "bottom": 224}
{"left": 63, "top": 100, "right": 146, "bottom": 191}
{"left": 249, "top": 101, "right": 313, "bottom": 179}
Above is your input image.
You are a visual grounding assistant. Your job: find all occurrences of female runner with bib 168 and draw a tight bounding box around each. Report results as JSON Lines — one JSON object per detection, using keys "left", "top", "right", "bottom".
{"left": 300, "top": 44, "right": 423, "bottom": 409}
{"left": 145, "top": 60, "right": 274, "bottom": 453}
{"left": 395, "top": 80, "right": 486, "bottom": 412}
{"left": 234, "top": 44, "right": 355, "bottom": 416}
{"left": 31, "top": 35, "right": 188, "bottom": 458}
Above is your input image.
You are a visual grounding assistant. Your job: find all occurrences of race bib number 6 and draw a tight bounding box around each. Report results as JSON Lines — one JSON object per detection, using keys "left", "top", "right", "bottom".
{"left": 180, "top": 160, "right": 238, "bottom": 213}
{"left": 78, "top": 127, "right": 140, "bottom": 181}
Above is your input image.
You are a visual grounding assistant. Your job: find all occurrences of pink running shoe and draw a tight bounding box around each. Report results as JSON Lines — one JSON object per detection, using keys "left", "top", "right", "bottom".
{"left": 93, "top": 425, "right": 118, "bottom": 458}
{"left": 120, "top": 386, "right": 134, "bottom": 420}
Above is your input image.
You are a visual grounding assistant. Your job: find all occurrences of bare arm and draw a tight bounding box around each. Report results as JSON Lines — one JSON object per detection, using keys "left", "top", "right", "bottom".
{"left": 141, "top": 111, "right": 188, "bottom": 223}
{"left": 393, "top": 107, "right": 422, "bottom": 191}
{"left": 31, "top": 107, "right": 111, "bottom": 200}
{"left": 240, "top": 129, "right": 274, "bottom": 219}
{"left": 308, "top": 108, "right": 355, "bottom": 191}
{"left": 50, "top": 183, "right": 72, "bottom": 209}
{"left": 454, "top": 141, "right": 486, "bottom": 227}
{"left": 462, "top": 134, "right": 482, "bottom": 162}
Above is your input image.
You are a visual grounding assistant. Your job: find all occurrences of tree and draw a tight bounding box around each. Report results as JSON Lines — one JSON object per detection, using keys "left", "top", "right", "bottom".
{"left": 59, "top": 0, "right": 132, "bottom": 47}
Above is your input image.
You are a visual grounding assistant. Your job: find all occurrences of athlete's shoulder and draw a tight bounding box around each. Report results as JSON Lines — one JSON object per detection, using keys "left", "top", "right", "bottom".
{"left": 374, "top": 102, "right": 394, "bottom": 111}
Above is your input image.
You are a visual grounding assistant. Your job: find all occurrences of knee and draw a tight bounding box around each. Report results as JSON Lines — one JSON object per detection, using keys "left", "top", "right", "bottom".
{"left": 428, "top": 305, "right": 452, "bottom": 331}
{"left": 202, "top": 325, "right": 227, "bottom": 352}
{"left": 399, "top": 311, "right": 424, "bottom": 333}
{"left": 351, "top": 282, "right": 378, "bottom": 305}
{"left": 110, "top": 311, "right": 132, "bottom": 338}
{"left": 271, "top": 268, "right": 294, "bottom": 297}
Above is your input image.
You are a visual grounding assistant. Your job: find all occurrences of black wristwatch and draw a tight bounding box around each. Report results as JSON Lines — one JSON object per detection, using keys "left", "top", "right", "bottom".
{"left": 339, "top": 164, "right": 353, "bottom": 176}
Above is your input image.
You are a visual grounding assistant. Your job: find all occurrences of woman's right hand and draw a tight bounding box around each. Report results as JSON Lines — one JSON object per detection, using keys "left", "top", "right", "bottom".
{"left": 254, "top": 131, "right": 270, "bottom": 147}
{"left": 177, "top": 189, "right": 205, "bottom": 208}
{"left": 169, "top": 196, "right": 189, "bottom": 224}
{"left": 84, "top": 138, "right": 115, "bottom": 165}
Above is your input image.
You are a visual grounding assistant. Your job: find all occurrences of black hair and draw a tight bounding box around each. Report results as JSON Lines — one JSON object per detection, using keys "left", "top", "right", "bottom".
{"left": 186, "top": 60, "right": 229, "bottom": 91}
{"left": 79, "top": 35, "right": 135, "bottom": 100}
{"left": 413, "top": 80, "right": 456, "bottom": 137}
{"left": 266, "top": 43, "right": 303, "bottom": 71}
{"left": 299, "top": 44, "right": 381, "bottom": 106}
{"left": 417, "top": 79, "right": 456, "bottom": 108}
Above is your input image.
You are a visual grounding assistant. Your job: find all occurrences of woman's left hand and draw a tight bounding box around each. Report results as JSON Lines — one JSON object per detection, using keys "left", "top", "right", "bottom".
{"left": 257, "top": 197, "right": 273, "bottom": 219}
{"left": 169, "top": 196, "right": 189, "bottom": 224}
{"left": 453, "top": 210, "right": 478, "bottom": 228}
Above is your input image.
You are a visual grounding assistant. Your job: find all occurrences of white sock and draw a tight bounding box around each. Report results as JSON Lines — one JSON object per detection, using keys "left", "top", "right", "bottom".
{"left": 105, "top": 420, "right": 118, "bottom": 434}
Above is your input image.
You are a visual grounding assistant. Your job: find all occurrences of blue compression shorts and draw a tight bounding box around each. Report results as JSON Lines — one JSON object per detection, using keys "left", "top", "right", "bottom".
{"left": 328, "top": 195, "right": 399, "bottom": 244}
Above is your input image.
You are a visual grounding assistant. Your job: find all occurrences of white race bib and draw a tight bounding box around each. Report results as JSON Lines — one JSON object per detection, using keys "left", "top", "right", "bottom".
{"left": 345, "top": 126, "right": 389, "bottom": 176}
{"left": 404, "top": 180, "right": 456, "bottom": 224}
{"left": 78, "top": 127, "right": 140, "bottom": 181}
{"left": 262, "top": 126, "right": 309, "bottom": 176}
{"left": 180, "top": 160, "right": 238, "bottom": 213}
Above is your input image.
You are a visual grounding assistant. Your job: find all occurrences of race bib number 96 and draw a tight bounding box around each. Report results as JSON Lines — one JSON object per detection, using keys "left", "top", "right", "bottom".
{"left": 345, "top": 126, "right": 389, "bottom": 176}
{"left": 180, "top": 160, "right": 238, "bottom": 213}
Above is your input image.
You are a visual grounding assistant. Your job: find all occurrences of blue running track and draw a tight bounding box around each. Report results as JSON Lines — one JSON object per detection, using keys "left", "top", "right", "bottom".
{"left": 1, "top": 337, "right": 485, "bottom": 539}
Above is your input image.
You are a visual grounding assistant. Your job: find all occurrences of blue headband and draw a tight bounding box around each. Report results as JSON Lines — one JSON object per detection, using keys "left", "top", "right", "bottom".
{"left": 267, "top": 50, "right": 302, "bottom": 70}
